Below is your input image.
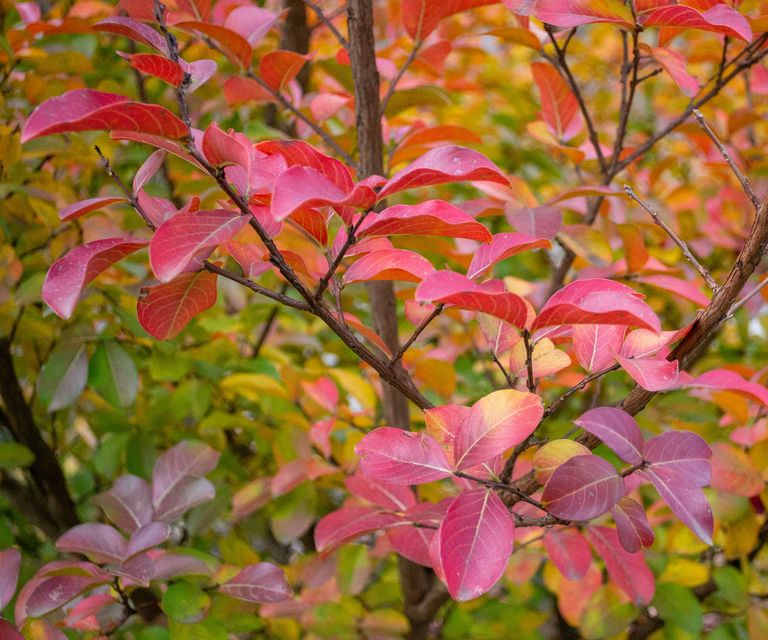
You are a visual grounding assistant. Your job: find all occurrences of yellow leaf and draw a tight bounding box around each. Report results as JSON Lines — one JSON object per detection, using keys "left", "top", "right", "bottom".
{"left": 220, "top": 373, "right": 288, "bottom": 402}
{"left": 659, "top": 558, "right": 709, "bottom": 587}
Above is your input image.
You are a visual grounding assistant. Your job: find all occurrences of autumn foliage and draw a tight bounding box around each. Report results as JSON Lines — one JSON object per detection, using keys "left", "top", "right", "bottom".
{"left": 2, "top": 0, "right": 768, "bottom": 638}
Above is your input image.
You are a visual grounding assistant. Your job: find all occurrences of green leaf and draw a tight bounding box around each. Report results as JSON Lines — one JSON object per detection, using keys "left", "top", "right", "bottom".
{"left": 0, "top": 442, "right": 34, "bottom": 469}
{"left": 168, "top": 617, "right": 226, "bottom": 640}
{"left": 384, "top": 86, "right": 451, "bottom": 118}
{"left": 652, "top": 583, "right": 703, "bottom": 635}
{"left": 163, "top": 582, "right": 211, "bottom": 624}
{"left": 37, "top": 342, "right": 88, "bottom": 411}
{"left": 580, "top": 586, "right": 635, "bottom": 640}
{"left": 337, "top": 544, "right": 371, "bottom": 596}
{"left": 713, "top": 565, "right": 748, "bottom": 609}
{"left": 88, "top": 341, "right": 139, "bottom": 407}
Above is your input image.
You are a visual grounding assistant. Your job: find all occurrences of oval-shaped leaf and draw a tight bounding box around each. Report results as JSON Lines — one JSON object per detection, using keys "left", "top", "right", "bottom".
{"left": 0, "top": 548, "right": 21, "bottom": 610}
{"left": 467, "top": 232, "right": 551, "bottom": 279}
{"left": 542, "top": 454, "right": 624, "bottom": 520}
{"left": 88, "top": 341, "right": 139, "bottom": 408}
{"left": 56, "top": 523, "right": 127, "bottom": 564}
{"left": 643, "top": 431, "right": 711, "bottom": 486}
{"left": 343, "top": 249, "right": 434, "bottom": 284}
{"left": 92, "top": 474, "right": 152, "bottom": 533}
{"left": 543, "top": 528, "right": 592, "bottom": 580}
{"left": 574, "top": 407, "right": 644, "bottom": 465}
{"left": 612, "top": 496, "right": 654, "bottom": 553}
{"left": 219, "top": 563, "right": 291, "bottom": 603}
{"left": 587, "top": 526, "right": 655, "bottom": 605}
{"left": 315, "top": 507, "right": 400, "bottom": 554}
{"left": 59, "top": 196, "right": 127, "bottom": 222}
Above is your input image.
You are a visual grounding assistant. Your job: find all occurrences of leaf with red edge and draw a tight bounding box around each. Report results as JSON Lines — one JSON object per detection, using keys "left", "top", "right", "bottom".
{"left": 175, "top": 21, "right": 253, "bottom": 67}
{"left": 543, "top": 528, "right": 592, "bottom": 580}
{"left": 355, "top": 427, "right": 452, "bottom": 485}
{"left": 587, "top": 526, "right": 655, "bottom": 605}
{"left": 686, "top": 368, "right": 768, "bottom": 407}
{"left": 149, "top": 210, "right": 248, "bottom": 282}
{"left": 93, "top": 17, "right": 169, "bottom": 54}
{"left": 612, "top": 497, "right": 654, "bottom": 553}
{"left": 260, "top": 51, "right": 309, "bottom": 91}
{"left": 642, "top": 466, "right": 713, "bottom": 544}
{"left": 123, "top": 53, "right": 184, "bottom": 86}
{"left": 641, "top": 4, "right": 752, "bottom": 41}
{"left": 402, "top": 0, "right": 499, "bottom": 40}
{"left": 530, "top": 62, "right": 582, "bottom": 141}
{"left": 454, "top": 389, "right": 543, "bottom": 470}
{"left": 416, "top": 271, "right": 534, "bottom": 329}
{"left": 573, "top": 325, "right": 626, "bottom": 373}
{"left": 43, "top": 237, "right": 147, "bottom": 319}
{"left": 219, "top": 563, "right": 291, "bottom": 603}
{"left": 345, "top": 471, "right": 417, "bottom": 511}
{"left": 467, "top": 232, "right": 551, "bottom": 279}
{"left": 542, "top": 454, "right": 624, "bottom": 520}
{"left": 314, "top": 507, "right": 401, "bottom": 554}
{"left": 710, "top": 442, "right": 764, "bottom": 497}
{"left": 532, "top": 278, "right": 660, "bottom": 333}
{"left": 438, "top": 488, "right": 515, "bottom": 601}
{"left": 613, "top": 353, "right": 680, "bottom": 392}
{"left": 378, "top": 146, "right": 508, "bottom": 200}
{"left": 643, "top": 431, "right": 712, "bottom": 486}
{"left": 527, "top": 0, "right": 635, "bottom": 29}
{"left": 343, "top": 249, "right": 435, "bottom": 284}
{"left": 59, "top": 196, "right": 127, "bottom": 222}
{"left": 0, "top": 548, "right": 21, "bottom": 610}
{"left": 92, "top": 475, "right": 152, "bottom": 533}
{"left": 21, "top": 90, "right": 188, "bottom": 143}
{"left": 574, "top": 407, "right": 644, "bottom": 465}
{"left": 425, "top": 404, "right": 470, "bottom": 465}
{"left": 56, "top": 524, "right": 127, "bottom": 564}
{"left": 640, "top": 44, "right": 699, "bottom": 98}
{"left": 357, "top": 200, "right": 492, "bottom": 242}
{"left": 137, "top": 270, "right": 218, "bottom": 340}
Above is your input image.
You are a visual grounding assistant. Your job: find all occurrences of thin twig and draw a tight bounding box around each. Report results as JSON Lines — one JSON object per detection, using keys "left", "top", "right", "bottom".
{"left": 491, "top": 352, "right": 515, "bottom": 388}
{"left": 389, "top": 304, "right": 443, "bottom": 367}
{"left": 693, "top": 109, "right": 760, "bottom": 211}
{"left": 94, "top": 145, "right": 156, "bottom": 231}
{"left": 624, "top": 185, "right": 718, "bottom": 291}
{"left": 314, "top": 210, "right": 374, "bottom": 300}
{"left": 544, "top": 364, "right": 620, "bottom": 418}
{"left": 303, "top": 0, "right": 348, "bottom": 48}
{"left": 454, "top": 471, "right": 545, "bottom": 510}
{"left": 522, "top": 330, "right": 536, "bottom": 393}
{"left": 725, "top": 273, "right": 768, "bottom": 320}
{"left": 379, "top": 40, "right": 422, "bottom": 117}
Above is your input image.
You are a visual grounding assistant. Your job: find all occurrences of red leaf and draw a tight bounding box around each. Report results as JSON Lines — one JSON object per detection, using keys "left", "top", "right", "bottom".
{"left": 0, "top": 620, "right": 23, "bottom": 640}
{"left": 149, "top": 210, "right": 248, "bottom": 282}
{"left": 387, "top": 524, "right": 435, "bottom": 566}
{"left": 416, "top": 271, "right": 534, "bottom": 329}
{"left": 574, "top": 407, "right": 644, "bottom": 465}
{"left": 542, "top": 454, "right": 624, "bottom": 520}
{"left": 219, "top": 563, "right": 291, "bottom": 603}
{"left": 402, "top": 0, "right": 499, "bottom": 40}
{"left": 530, "top": 62, "right": 583, "bottom": 141}
{"left": 643, "top": 430, "right": 712, "bottom": 486}
{"left": 260, "top": 50, "right": 309, "bottom": 91}
{"left": 223, "top": 76, "right": 274, "bottom": 105}
{"left": 137, "top": 270, "right": 218, "bottom": 340}
{"left": 43, "top": 237, "right": 148, "bottom": 319}
{"left": 543, "top": 528, "right": 592, "bottom": 580}
{"left": 59, "top": 196, "right": 127, "bottom": 222}
{"left": 572, "top": 325, "right": 626, "bottom": 372}
{"left": 56, "top": 524, "right": 127, "bottom": 564}
{"left": 0, "top": 549, "right": 21, "bottom": 610}
{"left": 454, "top": 389, "right": 543, "bottom": 470}
{"left": 641, "top": 4, "right": 752, "bottom": 41}
{"left": 134, "top": 149, "right": 167, "bottom": 192}
{"left": 357, "top": 200, "right": 493, "bottom": 242}
{"left": 93, "top": 17, "right": 169, "bottom": 54}
{"left": 467, "top": 232, "right": 551, "bottom": 279}
{"left": 640, "top": 45, "right": 699, "bottom": 98}
{"left": 257, "top": 140, "right": 354, "bottom": 192}
{"left": 124, "top": 53, "right": 184, "bottom": 86}
{"left": 355, "top": 427, "right": 453, "bottom": 484}
{"left": 315, "top": 507, "right": 400, "bottom": 553}
{"left": 343, "top": 249, "right": 435, "bottom": 284}
{"left": 110, "top": 130, "right": 206, "bottom": 170}
{"left": 21, "top": 89, "right": 188, "bottom": 143}
{"left": 587, "top": 526, "right": 655, "bottom": 605}
{"left": 687, "top": 368, "right": 768, "bottom": 407}
{"left": 175, "top": 21, "right": 253, "bottom": 67}
{"left": 425, "top": 404, "right": 470, "bottom": 465}
{"left": 612, "top": 497, "right": 654, "bottom": 553}
{"left": 528, "top": 0, "right": 635, "bottom": 29}
{"left": 532, "top": 278, "right": 660, "bottom": 333}
{"left": 93, "top": 475, "right": 152, "bottom": 533}
{"left": 438, "top": 488, "right": 515, "bottom": 601}
{"left": 613, "top": 352, "right": 680, "bottom": 392}
{"left": 378, "top": 146, "right": 508, "bottom": 200}
{"left": 202, "top": 122, "right": 252, "bottom": 169}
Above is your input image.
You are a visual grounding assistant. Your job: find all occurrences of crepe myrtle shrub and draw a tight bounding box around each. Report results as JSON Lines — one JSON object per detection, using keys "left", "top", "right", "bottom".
{"left": 5, "top": 0, "right": 768, "bottom": 638}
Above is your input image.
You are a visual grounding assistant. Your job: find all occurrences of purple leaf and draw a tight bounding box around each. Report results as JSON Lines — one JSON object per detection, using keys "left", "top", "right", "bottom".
{"left": 17, "top": 573, "right": 109, "bottom": 620}
{"left": 574, "top": 407, "right": 644, "bottom": 464}
{"left": 355, "top": 427, "right": 453, "bottom": 485}
{"left": 438, "top": 488, "right": 515, "bottom": 601}
{"left": 125, "top": 522, "right": 171, "bottom": 558}
{"left": 92, "top": 474, "right": 152, "bottom": 533}
{"left": 114, "top": 553, "right": 154, "bottom": 587}
{"left": 152, "top": 441, "right": 220, "bottom": 513}
{"left": 542, "top": 454, "right": 624, "bottom": 520}
{"left": 587, "top": 526, "right": 655, "bottom": 605}
{"left": 314, "top": 507, "right": 401, "bottom": 554}
{"left": 153, "top": 476, "right": 216, "bottom": 522}
{"left": 151, "top": 552, "right": 212, "bottom": 580}
{"left": 0, "top": 548, "right": 21, "bottom": 609}
{"left": 643, "top": 431, "right": 712, "bottom": 487}
{"left": 542, "top": 528, "right": 592, "bottom": 580}
{"left": 55, "top": 523, "right": 127, "bottom": 564}
{"left": 612, "top": 496, "right": 654, "bottom": 553}
{"left": 219, "top": 563, "right": 291, "bottom": 603}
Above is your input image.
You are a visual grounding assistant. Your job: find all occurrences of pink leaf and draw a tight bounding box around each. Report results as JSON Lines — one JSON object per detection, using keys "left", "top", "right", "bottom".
{"left": 137, "top": 270, "right": 218, "bottom": 340}
{"left": 612, "top": 496, "right": 654, "bottom": 553}
{"left": 133, "top": 149, "right": 167, "bottom": 192}
{"left": 43, "top": 237, "right": 148, "bottom": 319}
{"left": 507, "top": 205, "right": 562, "bottom": 239}
{"left": 467, "top": 232, "right": 551, "bottom": 279}
{"left": 257, "top": 140, "right": 354, "bottom": 192}
{"left": 21, "top": 89, "right": 187, "bottom": 143}
{"left": 532, "top": 278, "right": 660, "bottom": 333}
{"left": 438, "top": 489, "right": 515, "bottom": 601}
{"left": 93, "top": 17, "right": 169, "bottom": 54}
{"left": 59, "top": 196, "right": 127, "bottom": 222}
{"left": 345, "top": 471, "right": 416, "bottom": 511}
{"left": 643, "top": 431, "right": 712, "bottom": 486}
{"left": 357, "top": 200, "right": 493, "bottom": 242}
{"left": 223, "top": 5, "right": 282, "bottom": 45}
{"left": 309, "top": 418, "right": 335, "bottom": 458}
{"left": 425, "top": 404, "right": 470, "bottom": 465}
{"left": 454, "top": 389, "right": 543, "bottom": 470}
{"left": 574, "top": 407, "right": 644, "bottom": 464}
{"left": 151, "top": 552, "right": 211, "bottom": 580}
{"left": 572, "top": 325, "right": 626, "bottom": 373}
{"left": 378, "top": 146, "right": 509, "bottom": 200}
{"left": 620, "top": 326, "right": 690, "bottom": 359}
{"left": 523, "top": 0, "right": 635, "bottom": 29}
{"left": 543, "top": 528, "right": 592, "bottom": 580}
{"left": 641, "top": 45, "right": 699, "bottom": 98}
{"left": 125, "top": 522, "right": 171, "bottom": 558}
{"left": 0, "top": 548, "right": 21, "bottom": 609}
{"left": 343, "top": 249, "right": 435, "bottom": 284}
{"left": 56, "top": 523, "right": 127, "bottom": 564}
{"left": 635, "top": 274, "right": 709, "bottom": 306}
{"left": 152, "top": 441, "right": 220, "bottom": 513}
{"left": 642, "top": 4, "right": 752, "bottom": 41}
{"left": 219, "top": 563, "right": 291, "bottom": 603}
{"left": 202, "top": 122, "right": 252, "bottom": 170}
{"left": 542, "top": 454, "right": 624, "bottom": 520}
{"left": 314, "top": 507, "right": 401, "bottom": 553}
{"left": 387, "top": 524, "right": 435, "bottom": 566}
{"left": 587, "top": 526, "right": 655, "bottom": 605}
{"left": 110, "top": 130, "right": 206, "bottom": 170}
{"left": 149, "top": 210, "right": 248, "bottom": 282}
{"left": 613, "top": 352, "right": 680, "bottom": 391}
{"left": 18, "top": 573, "right": 109, "bottom": 620}
{"left": 92, "top": 474, "right": 152, "bottom": 533}
{"left": 687, "top": 368, "right": 768, "bottom": 407}
{"left": 416, "top": 271, "right": 534, "bottom": 329}
{"left": 355, "top": 427, "right": 453, "bottom": 484}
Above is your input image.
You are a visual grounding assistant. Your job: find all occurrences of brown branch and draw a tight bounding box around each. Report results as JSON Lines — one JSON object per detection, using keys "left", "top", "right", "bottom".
{"left": 491, "top": 352, "right": 515, "bottom": 388}
{"left": 389, "top": 304, "right": 443, "bottom": 368}
{"left": 303, "top": 0, "right": 348, "bottom": 48}
{"left": 522, "top": 330, "right": 536, "bottom": 393}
